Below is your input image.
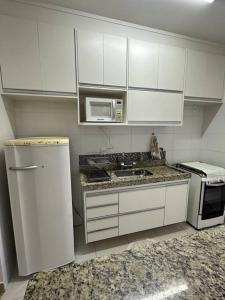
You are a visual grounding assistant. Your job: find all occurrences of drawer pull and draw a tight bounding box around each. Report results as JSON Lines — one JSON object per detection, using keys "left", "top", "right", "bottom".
{"left": 87, "top": 214, "right": 118, "bottom": 222}
{"left": 87, "top": 203, "right": 118, "bottom": 209}
{"left": 119, "top": 206, "right": 165, "bottom": 216}
{"left": 87, "top": 226, "right": 118, "bottom": 234}
{"left": 87, "top": 206, "right": 164, "bottom": 222}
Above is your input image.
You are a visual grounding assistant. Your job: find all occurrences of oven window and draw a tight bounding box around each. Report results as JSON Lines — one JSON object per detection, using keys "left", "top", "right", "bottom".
{"left": 91, "top": 102, "right": 112, "bottom": 117}
{"left": 202, "top": 184, "right": 225, "bottom": 220}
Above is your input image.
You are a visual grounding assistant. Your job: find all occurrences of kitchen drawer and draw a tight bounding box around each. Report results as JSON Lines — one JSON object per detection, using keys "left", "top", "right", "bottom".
{"left": 87, "top": 216, "right": 118, "bottom": 232}
{"left": 119, "top": 187, "right": 166, "bottom": 213}
{"left": 87, "top": 227, "right": 118, "bottom": 243}
{"left": 86, "top": 193, "right": 118, "bottom": 207}
{"left": 119, "top": 208, "right": 164, "bottom": 235}
{"left": 86, "top": 204, "right": 118, "bottom": 219}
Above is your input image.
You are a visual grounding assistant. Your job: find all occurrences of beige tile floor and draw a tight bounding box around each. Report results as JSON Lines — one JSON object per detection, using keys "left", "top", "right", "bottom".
{"left": 2, "top": 222, "right": 196, "bottom": 300}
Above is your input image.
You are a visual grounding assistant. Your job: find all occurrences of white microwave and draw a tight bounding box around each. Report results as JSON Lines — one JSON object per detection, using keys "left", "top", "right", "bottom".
{"left": 85, "top": 97, "right": 123, "bottom": 123}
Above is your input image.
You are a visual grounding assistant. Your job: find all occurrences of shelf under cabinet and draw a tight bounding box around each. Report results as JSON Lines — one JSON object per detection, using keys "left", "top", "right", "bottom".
{"left": 1, "top": 91, "right": 78, "bottom": 102}
{"left": 79, "top": 122, "right": 127, "bottom": 126}
{"left": 184, "top": 97, "right": 223, "bottom": 105}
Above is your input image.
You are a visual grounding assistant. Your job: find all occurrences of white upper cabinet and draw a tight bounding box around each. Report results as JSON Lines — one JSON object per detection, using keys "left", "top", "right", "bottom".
{"left": 128, "top": 90, "right": 183, "bottom": 125}
{"left": 0, "top": 15, "right": 42, "bottom": 91}
{"left": 0, "top": 16, "right": 77, "bottom": 94}
{"left": 129, "top": 39, "right": 159, "bottom": 89}
{"left": 77, "top": 30, "right": 103, "bottom": 85}
{"left": 158, "top": 45, "right": 185, "bottom": 91}
{"left": 205, "top": 53, "right": 225, "bottom": 99}
{"left": 128, "top": 39, "right": 185, "bottom": 91}
{"left": 185, "top": 49, "right": 225, "bottom": 99}
{"left": 103, "top": 34, "right": 127, "bottom": 87}
{"left": 38, "top": 23, "right": 76, "bottom": 93}
{"left": 77, "top": 30, "right": 127, "bottom": 86}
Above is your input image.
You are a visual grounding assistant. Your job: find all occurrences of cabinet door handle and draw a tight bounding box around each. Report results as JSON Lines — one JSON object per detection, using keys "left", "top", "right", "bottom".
{"left": 88, "top": 226, "right": 118, "bottom": 234}
{"left": 9, "top": 165, "right": 38, "bottom": 171}
{"left": 86, "top": 203, "right": 118, "bottom": 209}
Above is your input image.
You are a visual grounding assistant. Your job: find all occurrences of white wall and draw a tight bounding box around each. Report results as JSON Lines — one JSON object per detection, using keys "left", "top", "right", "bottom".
{"left": 12, "top": 100, "right": 204, "bottom": 216}
{"left": 13, "top": 101, "right": 203, "bottom": 164}
{"left": 0, "top": 92, "right": 15, "bottom": 286}
{"left": 1, "top": 0, "right": 217, "bottom": 219}
{"left": 201, "top": 104, "right": 225, "bottom": 166}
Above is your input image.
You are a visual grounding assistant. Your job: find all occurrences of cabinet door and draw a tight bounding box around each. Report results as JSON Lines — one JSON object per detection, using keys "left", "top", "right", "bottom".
{"left": 119, "top": 187, "right": 165, "bottom": 213}
{"left": 103, "top": 34, "right": 127, "bottom": 87}
{"left": 128, "top": 90, "right": 183, "bottom": 124}
{"left": 0, "top": 15, "right": 42, "bottom": 90}
{"left": 119, "top": 209, "right": 164, "bottom": 236}
{"left": 87, "top": 228, "right": 118, "bottom": 243}
{"left": 129, "top": 39, "right": 158, "bottom": 88}
{"left": 86, "top": 193, "right": 118, "bottom": 207}
{"left": 77, "top": 30, "right": 103, "bottom": 85}
{"left": 185, "top": 50, "right": 208, "bottom": 98}
{"left": 164, "top": 184, "right": 188, "bottom": 226}
{"left": 205, "top": 53, "right": 225, "bottom": 99}
{"left": 158, "top": 45, "right": 185, "bottom": 91}
{"left": 185, "top": 50, "right": 225, "bottom": 99}
{"left": 38, "top": 23, "right": 76, "bottom": 93}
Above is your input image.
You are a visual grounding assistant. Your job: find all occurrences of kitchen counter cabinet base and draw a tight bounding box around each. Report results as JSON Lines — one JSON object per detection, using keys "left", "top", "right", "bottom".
{"left": 83, "top": 180, "right": 189, "bottom": 243}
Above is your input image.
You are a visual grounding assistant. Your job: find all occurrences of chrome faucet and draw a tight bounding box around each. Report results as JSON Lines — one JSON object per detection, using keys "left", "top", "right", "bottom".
{"left": 117, "top": 153, "right": 137, "bottom": 169}
{"left": 120, "top": 161, "right": 137, "bottom": 168}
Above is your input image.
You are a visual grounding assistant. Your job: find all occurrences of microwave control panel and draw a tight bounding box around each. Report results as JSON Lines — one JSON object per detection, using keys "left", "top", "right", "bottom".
{"left": 115, "top": 100, "right": 123, "bottom": 122}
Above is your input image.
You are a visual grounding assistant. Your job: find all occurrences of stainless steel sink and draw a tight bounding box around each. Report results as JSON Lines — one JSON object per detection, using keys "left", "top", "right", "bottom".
{"left": 114, "top": 169, "right": 153, "bottom": 177}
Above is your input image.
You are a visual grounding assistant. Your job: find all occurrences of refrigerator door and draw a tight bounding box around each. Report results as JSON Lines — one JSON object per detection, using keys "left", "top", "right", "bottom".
{"left": 5, "top": 144, "right": 74, "bottom": 275}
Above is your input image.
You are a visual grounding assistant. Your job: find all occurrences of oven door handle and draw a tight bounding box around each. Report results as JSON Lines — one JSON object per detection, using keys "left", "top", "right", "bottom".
{"left": 206, "top": 182, "right": 225, "bottom": 187}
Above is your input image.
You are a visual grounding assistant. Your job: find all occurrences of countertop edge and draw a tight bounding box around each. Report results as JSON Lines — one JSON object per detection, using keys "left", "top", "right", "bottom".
{"left": 80, "top": 165, "right": 191, "bottom": 192}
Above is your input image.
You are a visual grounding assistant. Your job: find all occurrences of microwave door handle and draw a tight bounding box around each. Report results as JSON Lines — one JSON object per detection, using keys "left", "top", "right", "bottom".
{"left": 112, "top": 100, "right": 116, "bottom": 121}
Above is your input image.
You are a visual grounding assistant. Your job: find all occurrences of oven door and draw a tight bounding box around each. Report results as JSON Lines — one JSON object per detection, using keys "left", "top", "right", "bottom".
{"left": 85, "top": 98, "right": 115, "bottom": 122}
{"left": 201, "top": 182, "right": 225, "bottom": 220}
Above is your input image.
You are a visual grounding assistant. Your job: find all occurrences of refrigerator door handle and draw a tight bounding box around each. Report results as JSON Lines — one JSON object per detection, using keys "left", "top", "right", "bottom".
{"left": 9, "top": 165, "right": 39, "bottom": 171}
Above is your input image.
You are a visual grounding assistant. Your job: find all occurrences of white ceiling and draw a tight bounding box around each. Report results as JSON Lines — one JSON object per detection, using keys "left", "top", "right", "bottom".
{"left": 38, "top": 0, "right": 225, "bottom": 44}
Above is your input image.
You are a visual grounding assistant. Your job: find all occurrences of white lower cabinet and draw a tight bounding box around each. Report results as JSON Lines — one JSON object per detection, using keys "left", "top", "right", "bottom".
{"left": 86, "top": 193, "right": 118, "bottom": 207}
{"left": 84, "top": 181, "right": 189, "bottom": 243}
{"left": 164, "top": 183, "right": 188, "bottom": 225}
{"left": 86, "top": 204, "right": 118, "bottom": 219}
{"left": 85, "top": 193, "right": 119, "bottom": 243}
{"left": 119, "top": 209, "right": 164, "bottom": 236}
{"left": 87, "top": 216, "right": 118, "bottom": 232}
{"left": 87, "top": 228, "right": 118, "bottom": 243}
{"left": 119, "top": 187, "right": 165, "bottom": 213}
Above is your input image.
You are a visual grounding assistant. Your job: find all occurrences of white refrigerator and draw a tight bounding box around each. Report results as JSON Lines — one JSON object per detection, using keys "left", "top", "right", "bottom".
{"left": 4, "top": 137, "right": 74, "bottom": 276}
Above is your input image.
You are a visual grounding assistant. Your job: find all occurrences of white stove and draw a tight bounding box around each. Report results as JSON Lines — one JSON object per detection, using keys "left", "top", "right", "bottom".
{"left": 177, "top": 162, "right": 225, "bottom": 229}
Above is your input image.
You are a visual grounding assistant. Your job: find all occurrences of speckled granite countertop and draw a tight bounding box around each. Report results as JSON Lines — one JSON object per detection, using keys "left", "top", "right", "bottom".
{"left": 80, "top": 164, "right": 191, "bottom": 191}
{"left": 0, "top": 284, "right": 4, "bottom": 297}
{"left": 24, "top": 225, "right": 225, "bottom": 300}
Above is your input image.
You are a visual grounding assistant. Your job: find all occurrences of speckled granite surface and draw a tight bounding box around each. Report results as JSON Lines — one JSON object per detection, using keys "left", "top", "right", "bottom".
{"left": 24, "top": 225, "right": 225, "bottom": 300}
{"left": 81, "top": 165, "right": 191, "bottom": 191}
{"left": 5, "top": 136, "right": 69, "bottom": 146}
{"left": 0, "top": 284, "right": 4, "bottom": 297}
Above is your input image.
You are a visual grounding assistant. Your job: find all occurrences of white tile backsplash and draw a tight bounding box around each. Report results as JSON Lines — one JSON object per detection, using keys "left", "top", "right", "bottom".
{"left": 13, "top": 100, "right": 204, "bottom": 164}
{"left": 12, "top": 100, "right": 205, "bottom": 212}
{"left": 200, "top": 102, "right": 225, "bottom": 168}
